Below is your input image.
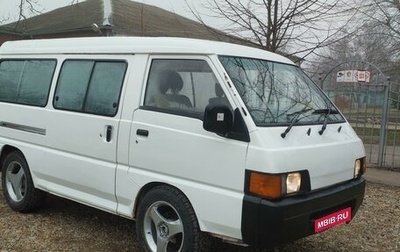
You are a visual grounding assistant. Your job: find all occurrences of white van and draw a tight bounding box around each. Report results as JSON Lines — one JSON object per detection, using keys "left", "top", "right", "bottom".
{"left": 0, "top": 37, "right": 365, "bottom": 251}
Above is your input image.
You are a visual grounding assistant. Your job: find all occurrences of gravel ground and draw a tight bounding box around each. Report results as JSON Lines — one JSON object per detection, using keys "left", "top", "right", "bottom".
{"left": 0, "top": 181, "right": 399, "bottom": 252}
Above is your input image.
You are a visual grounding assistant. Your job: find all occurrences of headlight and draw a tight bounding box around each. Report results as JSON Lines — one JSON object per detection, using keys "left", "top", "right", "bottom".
{"left": 246, "top": 170, "right": 309, "bottom": 200}
{"left": 354, "top": 157, "right": 366, "bottom": 178}
{"left": 286, "top": 172, "right": 302, "bottom": 194}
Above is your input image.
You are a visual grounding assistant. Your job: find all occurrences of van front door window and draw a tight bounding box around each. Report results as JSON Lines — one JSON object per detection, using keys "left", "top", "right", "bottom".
{"left": 144, "top": 59, "right": 229, "bottom": 118}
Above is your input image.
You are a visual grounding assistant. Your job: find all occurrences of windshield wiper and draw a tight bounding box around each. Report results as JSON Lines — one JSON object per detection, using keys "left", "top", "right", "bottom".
{"left": 281, "top": 108, "right": 312, "bottom": 138}
{"left": 313, "top": 108, "right": 339, "bottom": 135}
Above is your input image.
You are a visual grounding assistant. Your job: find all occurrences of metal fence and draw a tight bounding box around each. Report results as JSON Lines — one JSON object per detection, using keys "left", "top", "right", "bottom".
{"left": 321, "top": 62, "right": 400, "bottom": 169}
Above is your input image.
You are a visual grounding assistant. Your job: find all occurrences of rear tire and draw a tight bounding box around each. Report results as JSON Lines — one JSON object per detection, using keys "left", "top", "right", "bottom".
{"left": 136, "top": 185, "right": 210, "bottom": 252}
{"left": 1, "top": 151, "right": 46, "bottom": 212}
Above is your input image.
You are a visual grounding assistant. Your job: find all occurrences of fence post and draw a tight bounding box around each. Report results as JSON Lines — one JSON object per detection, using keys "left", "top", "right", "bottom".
{"left": 378, "top": 78, "right": 391, "bottom": 166}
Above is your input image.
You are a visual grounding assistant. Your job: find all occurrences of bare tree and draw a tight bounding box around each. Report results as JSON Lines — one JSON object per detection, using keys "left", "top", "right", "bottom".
{"left": 355, "top": 0, "right": 400, "bottom": 40}
{"left": 0, "top": 16, "right": 8, "bottom": 25}
{"left": 307, "top": 23, "right": 397, "bottom": 74}
{"left": 306, "top": 21, "right": 400, "bottom": 110}
{"left": 342, "top": 0, "right": 400, "bottom": 108}
{"left": 15, "top": 0, "right": 80, "bottom": 23}
{"left": 16, "top": 0, "right": 41, "bottom": 23}
{"left": 307, "top": 0, "right": 400, "bottom": 70}
{"left": 187, "top": 0, "right": 358, "bottom": 60}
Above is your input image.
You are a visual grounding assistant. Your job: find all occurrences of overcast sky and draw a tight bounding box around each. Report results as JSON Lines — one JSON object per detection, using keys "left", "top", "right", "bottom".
{"left": 0, "top": 0, "right": 219, "bottom": 27}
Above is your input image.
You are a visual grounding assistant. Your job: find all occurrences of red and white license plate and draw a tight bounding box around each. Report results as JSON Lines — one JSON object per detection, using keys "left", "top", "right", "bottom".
{"left": 314, "top": 207, "right": 352, "bottom": 233}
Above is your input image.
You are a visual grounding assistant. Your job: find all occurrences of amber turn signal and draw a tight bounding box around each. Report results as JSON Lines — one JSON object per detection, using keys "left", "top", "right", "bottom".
{"left": 249, "top": 172, "right": 284, "bottom": 200}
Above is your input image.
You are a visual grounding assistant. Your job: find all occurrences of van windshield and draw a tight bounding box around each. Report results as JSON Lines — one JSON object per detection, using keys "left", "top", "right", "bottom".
{"left": 219, "top": 56, "right": 345, "bottom": 126}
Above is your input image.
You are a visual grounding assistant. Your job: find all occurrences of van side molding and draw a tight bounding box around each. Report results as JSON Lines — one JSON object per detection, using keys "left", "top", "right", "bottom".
{"left": 0, "top": 121, "right": 46, "bottom": 136}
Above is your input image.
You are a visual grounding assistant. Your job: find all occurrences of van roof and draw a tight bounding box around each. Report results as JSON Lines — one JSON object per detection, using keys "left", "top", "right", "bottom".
{"left": 0, "top": 37, "right": 294, "bottom": 65}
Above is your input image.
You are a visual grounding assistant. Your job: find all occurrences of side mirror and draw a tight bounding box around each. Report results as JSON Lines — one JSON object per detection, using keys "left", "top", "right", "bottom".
{"left": 203, "top": 104, "right": 233, "bottom": 135}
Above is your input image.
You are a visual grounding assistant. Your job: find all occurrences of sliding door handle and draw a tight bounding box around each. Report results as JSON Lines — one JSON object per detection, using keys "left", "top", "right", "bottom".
{"left": 136, "top": 129, "right": 149, "bottom": 137}
{"left": 106, "top": 125, "right": 113, "bottom": 142}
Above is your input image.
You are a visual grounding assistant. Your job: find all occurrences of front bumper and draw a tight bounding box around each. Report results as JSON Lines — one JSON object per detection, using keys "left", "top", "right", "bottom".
{"left": 241, "top": 177, "right": 365, "bottom": 247}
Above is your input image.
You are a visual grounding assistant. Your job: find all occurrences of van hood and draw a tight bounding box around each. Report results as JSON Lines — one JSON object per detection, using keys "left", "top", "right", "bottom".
{"left": 246, "top": 122, "right": 365, "bottom": 190}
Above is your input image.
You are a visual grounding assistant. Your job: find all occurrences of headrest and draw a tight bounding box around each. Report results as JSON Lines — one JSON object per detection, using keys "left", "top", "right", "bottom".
{"left": 159, "top": 70, "right": 183, "bottom": 94}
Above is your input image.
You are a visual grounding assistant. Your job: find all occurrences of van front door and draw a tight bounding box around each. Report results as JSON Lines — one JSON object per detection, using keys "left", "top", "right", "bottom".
{"left": 44, "top": 59, "right": 127, "bottom": 212}
{"left": 128, "top": 58, "right": 249, "bottom": 237}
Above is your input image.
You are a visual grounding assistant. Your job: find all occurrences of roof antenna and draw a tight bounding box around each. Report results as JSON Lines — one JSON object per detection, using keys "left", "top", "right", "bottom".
{"left": 91, "top": 23, "right": 103, "bottom": 35}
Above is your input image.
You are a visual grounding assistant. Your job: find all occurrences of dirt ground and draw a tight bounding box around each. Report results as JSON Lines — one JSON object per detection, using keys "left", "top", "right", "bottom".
{"left": 1, "top": 182, "right": 399, "bottom": 252}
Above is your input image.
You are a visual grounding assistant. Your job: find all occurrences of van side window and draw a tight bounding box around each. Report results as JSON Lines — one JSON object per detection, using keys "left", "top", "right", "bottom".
{"left": 0, "top": 59, "right": 56, "bottom": 106}
{"left": 54, "top": 60, "right": 127, "bottom": 116}
{"left": 144, "top": 59, "right": 229, "bottom": 118}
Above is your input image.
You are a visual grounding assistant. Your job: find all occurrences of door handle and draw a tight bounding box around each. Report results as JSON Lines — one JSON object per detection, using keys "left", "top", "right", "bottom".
{"left": 106, "top": 125, "right": 113, "bottom": 142}
{"left": 136, "top": 129, "right": 149, "bottom": 137}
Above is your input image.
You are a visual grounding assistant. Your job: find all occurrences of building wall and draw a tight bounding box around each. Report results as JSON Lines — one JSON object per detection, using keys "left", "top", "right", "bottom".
{"left": 0, "top": 34, "right": 18, "bottom": 46}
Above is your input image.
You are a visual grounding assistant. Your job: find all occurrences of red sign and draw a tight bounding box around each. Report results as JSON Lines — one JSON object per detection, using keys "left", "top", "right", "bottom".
{"left": 358, "top": 71, "right": 366, "bottom": 82}
{"left": 314, "top": 207, "right": 352, "bottom": 233}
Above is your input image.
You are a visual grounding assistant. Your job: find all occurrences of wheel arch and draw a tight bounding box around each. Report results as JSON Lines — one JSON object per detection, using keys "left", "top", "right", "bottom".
{"left": 134, "top": 182, "right": 212, "bottom": 251}
{"left": 0, "top": 145, "right": 40, "bottom": 189}
{"left": 1, "top": 145, "right": 46, "bottom": 212}
{"left": 133, "top": 182, "right": 197, "bottom": 221}
{"left": 0, "top": 145, "right": 21, "bottom": 167}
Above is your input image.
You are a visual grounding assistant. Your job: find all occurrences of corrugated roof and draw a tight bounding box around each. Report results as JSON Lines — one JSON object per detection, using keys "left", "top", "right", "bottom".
{"left": 1, "top": 0, "right": 104, "bottom": 35}
{"left": 110, "top": 0, "right": 223, "bottom": 39}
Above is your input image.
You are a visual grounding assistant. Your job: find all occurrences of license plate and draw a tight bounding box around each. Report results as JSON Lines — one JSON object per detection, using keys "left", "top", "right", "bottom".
{"left": 314, "top": 207, "right": 352, "bottom": 233}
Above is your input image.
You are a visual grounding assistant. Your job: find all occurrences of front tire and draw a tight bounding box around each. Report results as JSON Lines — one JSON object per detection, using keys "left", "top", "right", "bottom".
{"left": 136, "top": 185, "right": 209, "bottom": 252}
{"left": 1, "top": 151, "right": 45, "bottom": 212}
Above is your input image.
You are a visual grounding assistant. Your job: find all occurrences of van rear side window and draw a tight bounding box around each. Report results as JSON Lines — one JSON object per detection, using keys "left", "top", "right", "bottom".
{"left": 53, "top": 60, "right": 127, "bottom": 116}
{"left": 0, "top": 59, "right": 56, "bottom": 106}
